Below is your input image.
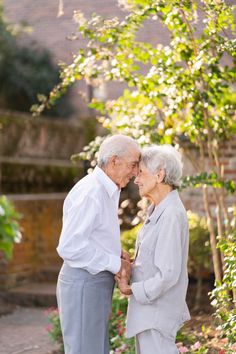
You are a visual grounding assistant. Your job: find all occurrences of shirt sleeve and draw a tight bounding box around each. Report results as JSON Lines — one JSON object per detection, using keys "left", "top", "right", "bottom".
{"left": 57, "top": 195, "right": 121, "bottom": 275}
{"left": 131, "top": 214, "right": 183, "bottom": 304}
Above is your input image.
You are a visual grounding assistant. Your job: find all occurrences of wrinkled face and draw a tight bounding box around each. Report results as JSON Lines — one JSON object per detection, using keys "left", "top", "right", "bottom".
{"left": 112, "top": 148, "right": 140, "bottom": 189}
{"left": 134, "top": 162, "right": 157, "bottom": 198}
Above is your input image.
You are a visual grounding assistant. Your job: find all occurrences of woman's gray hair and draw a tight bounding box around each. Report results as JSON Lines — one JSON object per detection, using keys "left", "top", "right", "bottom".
{"left": 97, "top": 134, "right": 140, "bottom": 167}
{"left": 141, "top": 145, "right": 183, "bottom": 188}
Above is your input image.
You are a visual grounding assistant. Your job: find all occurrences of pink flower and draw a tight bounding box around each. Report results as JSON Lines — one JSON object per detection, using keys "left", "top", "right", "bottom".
{"left": 178, "top": 346, "right": 189, "bottom": 353}
{"left": 191, "top": 341, "right": 201, "bottom": 351}
{"left": 45, "top": 324, "right": 53, "bottom": 333}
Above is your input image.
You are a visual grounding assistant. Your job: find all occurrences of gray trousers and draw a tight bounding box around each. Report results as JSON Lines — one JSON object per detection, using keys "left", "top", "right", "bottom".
{"left": 136, "top": 329, "right": 179, "bottom": 354}
{"left": 56, "top": 263, "right": 115, "bottom": 354}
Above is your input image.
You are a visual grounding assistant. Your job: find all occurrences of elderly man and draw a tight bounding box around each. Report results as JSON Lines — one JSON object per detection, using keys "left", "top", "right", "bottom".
{"left": 56, "top": 134, "right": 140, "bottom": 354}
{"left": 116, "top": 145, "right": 190, "bottom": 354}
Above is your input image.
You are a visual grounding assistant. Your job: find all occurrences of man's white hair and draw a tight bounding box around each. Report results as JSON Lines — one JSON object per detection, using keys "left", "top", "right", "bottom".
{"left": 141, "top": 145, "right": 183, "bottom": 188}
{"left": 97, "top": 134, "right": 140, "bottom": 167}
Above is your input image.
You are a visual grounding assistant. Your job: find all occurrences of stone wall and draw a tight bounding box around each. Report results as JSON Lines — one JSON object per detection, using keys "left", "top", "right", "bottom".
{"left": 0, "top": 110, "right": 96, "bottom": 193}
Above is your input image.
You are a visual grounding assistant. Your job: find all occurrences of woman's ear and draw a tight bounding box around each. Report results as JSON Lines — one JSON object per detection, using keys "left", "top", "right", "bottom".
{"left": 156, "top": 169, "right": 165, "bottom": 184}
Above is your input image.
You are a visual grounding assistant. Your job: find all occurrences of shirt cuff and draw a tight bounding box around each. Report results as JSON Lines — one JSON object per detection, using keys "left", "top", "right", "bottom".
{"left": 106, "top": 255, "right": 121, "bottom": 274}
{"left": 131, "top": 281, "right": 151, "bottom": 305}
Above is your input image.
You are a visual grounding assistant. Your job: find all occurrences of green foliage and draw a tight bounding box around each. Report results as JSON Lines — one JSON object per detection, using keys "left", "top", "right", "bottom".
{"left": 121, "top": 224, "right": 141, "bottom": 259}
{"left": 210, "top": 207, "right": 236, "bottom": 350}
{"left": 0, "top": 196, "right": 22, "bottom": 260}
{"left": 38, "top": 0, "right": 236, "bottom": 194}
{"left": 0, "top": 3, "right": 72, "bottom": 117}
{"left": 187, "top": 210, "right": 212, "bottom": 278}
{"left": 35, "top": 0, "right": 236, "bottom": 146}
{"left": 182, "top": 173, "right": 236, "bottom": 195}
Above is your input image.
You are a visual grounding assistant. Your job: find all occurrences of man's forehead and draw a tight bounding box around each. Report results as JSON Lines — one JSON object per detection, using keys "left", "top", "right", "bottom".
{"left": 129, "top": 147, "right": 141, "bottom": 157}
{"left": 128, "top": 154, "right": 140, "bottom": 163}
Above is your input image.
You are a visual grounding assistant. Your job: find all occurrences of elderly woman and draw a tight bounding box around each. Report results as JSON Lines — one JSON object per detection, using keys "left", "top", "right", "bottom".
{"left": 116, "top": 145, "right": 190, "bottom": 354}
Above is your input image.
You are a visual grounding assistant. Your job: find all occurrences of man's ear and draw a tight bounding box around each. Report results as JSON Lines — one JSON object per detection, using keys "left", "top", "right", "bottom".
{"left": 110, "top": 155, "right": 117, "bottom": 166}
{"left": 156, "top": 169, "right": 165, "bottom": 184}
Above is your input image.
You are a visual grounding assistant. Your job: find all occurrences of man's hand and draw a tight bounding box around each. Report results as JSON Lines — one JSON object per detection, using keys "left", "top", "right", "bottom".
{"left": 121, "top": 249, "right": 131, "bottom": 262}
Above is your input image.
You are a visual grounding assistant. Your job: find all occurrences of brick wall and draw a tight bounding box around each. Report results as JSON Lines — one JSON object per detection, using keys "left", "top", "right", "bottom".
{"left": 181, "top": 139, "right": 236, "bottom": 215}
{"left": 0, "top": 194, "right": 64, "bottom": 289}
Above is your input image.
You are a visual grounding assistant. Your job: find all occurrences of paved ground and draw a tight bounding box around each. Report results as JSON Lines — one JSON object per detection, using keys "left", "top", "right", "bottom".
{"left": 0, "top": 306, "right": 60, "bottom": 354}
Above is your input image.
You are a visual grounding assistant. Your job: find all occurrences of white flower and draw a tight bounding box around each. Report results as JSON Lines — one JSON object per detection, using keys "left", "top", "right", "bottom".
{"left": 14, "top": 231, "right": 22, "bottom": 243}
{"left": 0, "top": 205, "right": 5, "bottom": 216}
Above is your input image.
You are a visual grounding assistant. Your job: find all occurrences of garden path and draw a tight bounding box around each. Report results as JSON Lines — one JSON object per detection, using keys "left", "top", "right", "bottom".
{"left": 0, "top": 303, "right": 59, "bottom": 354}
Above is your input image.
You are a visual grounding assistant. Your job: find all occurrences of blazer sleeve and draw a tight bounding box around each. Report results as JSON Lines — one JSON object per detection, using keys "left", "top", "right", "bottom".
{"left": 131, "top": 214, "right": 183, "bottom": 304}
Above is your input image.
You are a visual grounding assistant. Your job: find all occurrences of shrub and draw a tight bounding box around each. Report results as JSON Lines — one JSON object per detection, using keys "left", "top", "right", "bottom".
{"left": 0, "top": 3, "right": 73, "bottom": 117}
{"left": 109, "top": 288, "right": 135, "bottom": 354}
{"left": 45, "top": 307, "right": 64, "bottom": 353}
{"left": 120, "top": 224, "right": 141, "bottom": 259}
{"left": 210, "top": 207, "right": 236, "bottom": 352}
{"left": 187, "top": 210, "right": 212, "bottom": 279}
{"left": 0, "top": 195, "right": 22, "bottom": 260}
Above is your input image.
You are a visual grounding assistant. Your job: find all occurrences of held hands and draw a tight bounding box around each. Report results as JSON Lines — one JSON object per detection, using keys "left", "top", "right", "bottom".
{"left": 115, "top": 250, "right": 132, "bottom": 296}
{"left": 115, "top": 276, "right": 132, "bottom": 296}
{"left": 116, "top": 258, "right": 131, "bottom": 280}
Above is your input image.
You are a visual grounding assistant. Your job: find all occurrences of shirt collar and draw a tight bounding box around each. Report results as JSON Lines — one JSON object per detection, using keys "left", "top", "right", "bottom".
{"left": 147, "top": 190, "right": 179, "bottom": 224}
{"left": 93, "top": 166, "right": 119, "bottom": 199}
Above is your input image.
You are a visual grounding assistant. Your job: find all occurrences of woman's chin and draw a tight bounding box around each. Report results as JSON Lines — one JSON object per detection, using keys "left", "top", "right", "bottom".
{"left": 139, "top": 189, "right": 145, "bottom": 197}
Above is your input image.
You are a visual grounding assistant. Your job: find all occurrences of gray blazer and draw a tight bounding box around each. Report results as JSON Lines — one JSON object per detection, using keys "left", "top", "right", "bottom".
{"left": 126, "top": 190, "right": 190, "bottom": 339}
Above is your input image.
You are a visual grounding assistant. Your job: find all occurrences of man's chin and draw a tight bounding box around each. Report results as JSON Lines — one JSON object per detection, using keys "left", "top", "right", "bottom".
{"left": 121, "top": 179, "right": 132, "bottom": 188}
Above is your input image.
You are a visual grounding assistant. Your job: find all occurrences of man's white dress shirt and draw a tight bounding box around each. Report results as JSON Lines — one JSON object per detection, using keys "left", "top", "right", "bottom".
{"left": 57, "top": 166, "right": 122, "bottom": 275}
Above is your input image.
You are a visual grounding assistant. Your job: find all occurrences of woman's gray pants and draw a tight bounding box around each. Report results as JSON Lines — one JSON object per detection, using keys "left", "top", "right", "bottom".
{"left": 56, "top": 263, "right": 115, "bottom": 354}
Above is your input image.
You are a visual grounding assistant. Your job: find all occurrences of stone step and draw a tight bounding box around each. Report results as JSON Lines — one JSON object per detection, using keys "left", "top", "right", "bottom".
{"left": 3, "top": 282, "right": 57, "bottom": 308}
{"left": 37, "top": 265, "right": 61, "bottom": 282}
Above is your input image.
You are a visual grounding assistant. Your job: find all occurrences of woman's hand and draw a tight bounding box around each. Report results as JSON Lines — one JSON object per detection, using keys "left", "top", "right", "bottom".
{"left": 115, "top": 276, "right": 132, "bottom": 296}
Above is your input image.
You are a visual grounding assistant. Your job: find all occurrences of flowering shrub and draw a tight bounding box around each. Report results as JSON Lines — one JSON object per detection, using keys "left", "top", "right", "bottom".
{"left": 109, "top": 289, "right": 135, "bottom": 353}
{"left": 45, "top": 303, "right": 232, "bottom": 353}
{"left": 176, "top": 342, "right": 207, "bottom": 354}
{"left": 176, "top": 329, "right": 207, "bottom": 354}
{"left": 45, "top": 307, "right": 64, "bottom": 353}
